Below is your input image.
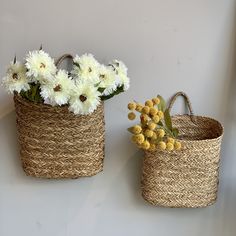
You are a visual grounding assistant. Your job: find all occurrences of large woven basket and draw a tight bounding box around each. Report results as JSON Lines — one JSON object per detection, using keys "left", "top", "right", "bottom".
{"left": 13, "top": 54, "right": 105, "bottom": 179}
{"left": 141, "top": 92, "right": 223, "bottom": 208}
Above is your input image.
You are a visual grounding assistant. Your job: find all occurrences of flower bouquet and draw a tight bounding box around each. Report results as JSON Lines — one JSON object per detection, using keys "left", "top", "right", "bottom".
{"left": 127, "top": 95, "right": 181, "bottom": 151}
{"left": 2, "top": 48, "right": 130, "bottom": 178}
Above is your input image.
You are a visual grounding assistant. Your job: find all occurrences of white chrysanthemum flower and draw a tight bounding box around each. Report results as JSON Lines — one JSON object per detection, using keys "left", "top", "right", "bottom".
{"left": 98, "top": 65, "right": 119, "bottom": 96}
{"left": 110, "top": 59, "right": 130, "bottom": 91}
{"left": 2, "top": 61, "right": 30, "bottom": 93}
{"left": 25, "top": 50, "right": 56, "bottom": 82}
{"left": 69, "top": 81, "right": 100, "bottom": 115}
{"left": 72, "top": 53, "right": 100, "bottom": 83}
{"left": 40, "top": 69, "right": 74, "bottom": 106}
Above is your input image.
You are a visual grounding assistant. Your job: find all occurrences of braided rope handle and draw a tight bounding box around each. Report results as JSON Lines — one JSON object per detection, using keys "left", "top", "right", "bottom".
{"left": 168, "top": 91, "right": 195, "bottom": 118}
{"left": 55, "top": 54, "right": 73, "bottom": 67}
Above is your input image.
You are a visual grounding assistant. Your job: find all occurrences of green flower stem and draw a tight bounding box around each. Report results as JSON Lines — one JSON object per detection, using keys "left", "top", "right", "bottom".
{"left": 157, "top": 121, "right": 175, "bottom": 138}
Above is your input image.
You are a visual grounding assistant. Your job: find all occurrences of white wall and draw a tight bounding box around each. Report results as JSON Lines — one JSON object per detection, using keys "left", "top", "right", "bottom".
{"left": 0, "top": 0, "right": 236, "bottom": 235}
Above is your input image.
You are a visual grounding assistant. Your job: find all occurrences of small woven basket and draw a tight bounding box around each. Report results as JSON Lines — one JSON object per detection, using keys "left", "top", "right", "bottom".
{"left": 141, "top": 92, "right": 223, "bottom": 208}
{"left": 14, "top": 54, "right": 105, "bottom": 179}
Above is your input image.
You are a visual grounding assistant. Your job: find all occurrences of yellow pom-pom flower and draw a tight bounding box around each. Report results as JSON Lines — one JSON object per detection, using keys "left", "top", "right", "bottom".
{"left": 167, "top": 137, "right": 175, "bottom": 144}
{"left": 174, "top": 141, "right": 182, "bottom": 150}
{"left": 135, "top": 103, "right": 143, "bottom": 112}
{"left": 148, "top": 122, "right": 157, "bottom": 130}
{"left": 152, "top": 97, "right": 160, "bottom": 105}
{"left": 140, "top": 114, "right": 149, "bottom": 124}
{"left": 130, "top": 125, "right": 142, "bottom": 134}
{"left": 149, "top": 107, "right": 158, "bottom": 116}
{"left": 141, "top": 140, "right": 150, "bottom": 150}
{"left": 152, "top": 115, "right": 160, "bottom": 123}
{"left": 149, "top": 143, "right": 156, "bottom": 151}
{"left": 166, "top": 142, "right": 174, "bottom": 151}
{"left": 128, "top": 102, "right": 136, "bottom": 110}
{"left": 132, "top": 134, "right": 145, "bottom": 144}
{"left": 128, "top": 112, "right": 136, "bottom": 120}
{"left": 144, "top": 129, "right": 154, "bottom": 138}
{"left": 141, "top": 106, "right": 150, "bottom": 114}
{"left": 145, "top": 100, "right": 153, "bottom": 107}
{"left": 159, "top": 141, "right": 166, "bottom": 150}
{"left": 157, "top": 129, "right": 165, "bottom": 138}
{"left": 157, "top": 111, "right": 164, "bottom": 119}
{"left": 151, "top": 132, "right": 157, "bottom": 141}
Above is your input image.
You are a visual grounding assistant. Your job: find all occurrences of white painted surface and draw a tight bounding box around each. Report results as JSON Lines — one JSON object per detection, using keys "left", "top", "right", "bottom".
{"left": 0, "top": 0, "right": 236, "bottom": 235}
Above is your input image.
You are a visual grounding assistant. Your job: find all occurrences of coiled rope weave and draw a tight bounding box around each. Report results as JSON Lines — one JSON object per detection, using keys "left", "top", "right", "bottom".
{"left": 14, "top": 54, "right": 105, "bottom": 179}
{"left": 141, "top": 92, "right": 223, "bottom": 208}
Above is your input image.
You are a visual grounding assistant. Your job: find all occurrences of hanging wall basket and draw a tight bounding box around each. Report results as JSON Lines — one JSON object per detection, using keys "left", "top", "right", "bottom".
{"left": 14, "top": 54, "right": 105, "bottom": 179}
{"left": 141, "top": 92, "right": 224, "bottom": 208}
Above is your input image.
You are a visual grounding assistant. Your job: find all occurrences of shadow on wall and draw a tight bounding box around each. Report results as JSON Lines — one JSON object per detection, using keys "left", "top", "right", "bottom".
{"left": 220, "top": 6, "right": 236, "bottom": 181}
{"left": 0, "top": 111, "right": 22, "bottom": 178}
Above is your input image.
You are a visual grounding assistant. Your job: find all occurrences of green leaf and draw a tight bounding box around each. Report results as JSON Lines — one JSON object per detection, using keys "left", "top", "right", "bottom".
{"left": 100, "top": 85, "right": 124, "bottom": 101}
{"left": 20, "top": 83, "right": 43, "bottom": 103}
{"left": 164, "top": 109, "right": 172, "bottom": 130}
{"left": 172, "top": 128, "right": 179, "bottom": 138}
{"left": 94, "top": 81, "right": 101, "bottom": 87}
{"left": 74, "top": 62, "right": 80, "bottom": 68}
{"left": 127, "top": 127, "right": 134, "bottom": 133}
{"left": 31, "top": 84, "right": 37, "bottom": 100}
{"left": 157, "top": 95, "right": 166, "bottom": 111}
{"left": 98, "top": 87, "right": 106, "bottom": 93}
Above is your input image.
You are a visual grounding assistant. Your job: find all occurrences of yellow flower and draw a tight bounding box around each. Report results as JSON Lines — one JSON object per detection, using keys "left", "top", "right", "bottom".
{"left": 144, "top": 129, "right": 154, "bottom": 138}
{"left": 141, "top": 106, "right": 150, "bottom": 114}
{"left": 141, "top": 140, "right": 150, "bottom": 150}
{"left": 152, "top": 97, "right": 160, "bottom": 105}
{"left": 151, "top": 132, "right": 157, "bottom": 141}
{"left": 157, "top": 129, "right": 165, "bottom": 138}
{"left": 140, "top": 114, "right": 149, "bottom": 124}
{"left": 128, "top": 112, "right": 136, "bottom": 120}
{"left": 149, "top": 107, "right": 158, "bottom": 116}
{"left": 132, "top": 134, "right": 145, "bottom": 144}
{"left": 135, "top": 103, "right": 143, "bottom": 112}
{"left": 167, "top": 137, "right": 175, "bottom": 144}
{"left": 128, "top": 102, "right": 136, "bottom": 110}
{"left": 141, "top": 123, "right": 147, "bottom": 129}
{"left": 158, "top": 141, "right": 166, "bottom": 150}
{"left": 157, "top": 111, "right": 164, "bottom": 119}
{"left": 166, "top": 142, "right": 174, "bottom": 151}
{"left": 145, "top": 100, "right": 153, "bottom": 107}
{"left": 174, "top": 141, "right": 182, "bottom": 150}
{"left": 131, "top": 125, "right": 142, "bottom": 134}
{"left": 149, "top": 143, "right": 156, "bottom": 151}
{"left": 152, "top": 115, "right": 160, "bottom": 123}
{"left": 148, "top": 122, "right": 157, "bottom": 130}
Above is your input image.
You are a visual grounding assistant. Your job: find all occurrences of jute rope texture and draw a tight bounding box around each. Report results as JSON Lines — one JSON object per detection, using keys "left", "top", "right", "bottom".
{"left": 141, "top": 92, "right": 223, "bottom": 208}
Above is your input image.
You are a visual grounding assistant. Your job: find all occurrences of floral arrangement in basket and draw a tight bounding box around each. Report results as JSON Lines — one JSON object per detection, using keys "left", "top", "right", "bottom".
{"left": 127, "top": 95, "right": 181, "bottom": 151}
{"left": 2, "top": 47, "right": 130, "bottom": 114}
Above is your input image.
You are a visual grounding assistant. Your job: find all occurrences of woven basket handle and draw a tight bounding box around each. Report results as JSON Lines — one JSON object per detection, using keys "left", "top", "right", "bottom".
{"left": 168, "top": 91, "right": 194, "bottom": 117}
{"left": 55, "top": 54, "right": 73, "bottom": 67}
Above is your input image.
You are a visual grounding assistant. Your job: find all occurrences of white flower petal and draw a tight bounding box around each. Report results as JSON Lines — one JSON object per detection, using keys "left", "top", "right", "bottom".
{"left": 110, "top": 59, "right": 130, "bottom": 91}
{"left": 69, "top": 81, "right": 100, "bottom": 115}
{"left": 2, "top": 61, "right": 30, "bottom": 93}
{"left": 98, "top": 65, "right": 119, "bottom": 96}
{"left": 40, "top": 69, "right": 74, "bottom": 106}
{"left": 72, "top": 53, "right": 100, "bottom": 84}
{"left": 25, "top": 50, "right": 56, "bottom": 82}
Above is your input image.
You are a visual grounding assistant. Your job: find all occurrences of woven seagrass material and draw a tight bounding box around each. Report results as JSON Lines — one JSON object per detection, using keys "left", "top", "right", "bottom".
{"left": 13, "top": 53, "right": 105, "bottom": 179}
{"left": 141, "top": 92, "right": 223, "bottom": 208}
{"left": 14, "top": 94, "right": 105, "bottom": 178}
{"left": 55, "top": 54, "right": 73, "bottom": 67}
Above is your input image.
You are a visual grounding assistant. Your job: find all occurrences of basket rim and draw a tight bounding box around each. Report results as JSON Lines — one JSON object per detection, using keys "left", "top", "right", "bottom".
{"left": 13, "top": 93, "right": 103, "bottom": 115}
{"left": 171, "top": 114, "right": 224, "bottom": 143}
